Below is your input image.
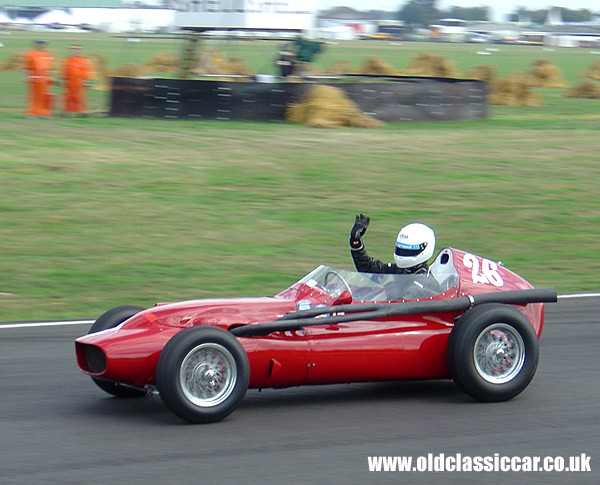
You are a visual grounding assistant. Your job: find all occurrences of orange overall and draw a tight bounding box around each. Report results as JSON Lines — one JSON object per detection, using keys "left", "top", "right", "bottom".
{"left": 23, "top": 49, "right": 53, "bottom": 117}
{"left": 62, "top": 55, "right": 93, "bottom": 113}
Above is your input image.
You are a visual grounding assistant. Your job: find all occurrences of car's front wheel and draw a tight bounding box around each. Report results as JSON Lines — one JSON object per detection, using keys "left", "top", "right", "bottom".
{"left": 89, "top": 305, "right": 145, "bottom": 334}
{"left": 446, "top": 303, "right": 539, "bottom": 402}
{"left": 156, "top": 326, "right": 250, "bottom": 424}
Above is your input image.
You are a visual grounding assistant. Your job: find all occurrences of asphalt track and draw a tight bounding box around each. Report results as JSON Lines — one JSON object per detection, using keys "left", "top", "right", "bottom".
{"left": 1, "top": 295, "right": 598, "bottom": 484}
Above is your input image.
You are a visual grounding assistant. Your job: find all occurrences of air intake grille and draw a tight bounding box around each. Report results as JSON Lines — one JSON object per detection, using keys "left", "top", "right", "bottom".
{"left": 83, "top": 345, "right": 107, "bottom": 374}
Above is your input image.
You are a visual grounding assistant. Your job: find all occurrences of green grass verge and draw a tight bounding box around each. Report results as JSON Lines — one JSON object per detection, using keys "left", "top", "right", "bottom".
{"left": 1, "top": 32, "right": 599, "bottom": 321}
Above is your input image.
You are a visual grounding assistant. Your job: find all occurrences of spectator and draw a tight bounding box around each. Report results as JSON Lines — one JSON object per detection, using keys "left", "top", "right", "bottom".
{"left": 23, "top": 40, "right": 54, "bottom": 118}
{"left": 61, "top": 44, "right": 94, "bottom": 116}
{"left": 276, "top": 43, "right": 295, "bottom": 78}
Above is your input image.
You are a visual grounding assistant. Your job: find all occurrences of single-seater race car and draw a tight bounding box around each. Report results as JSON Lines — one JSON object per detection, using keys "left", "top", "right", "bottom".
{"left": 75, "top": 248, "right": 557, "bottom": 424}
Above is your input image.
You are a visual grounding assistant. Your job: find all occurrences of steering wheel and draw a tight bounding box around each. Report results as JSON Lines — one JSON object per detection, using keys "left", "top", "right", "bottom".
{"left": 323, "top": 270, "right": 353, "bottom": 299}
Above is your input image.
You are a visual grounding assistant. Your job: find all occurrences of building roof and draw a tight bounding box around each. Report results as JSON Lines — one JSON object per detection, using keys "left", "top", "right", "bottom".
{"left": 534, "top": 24, "right": 600, "bottom": 35}
{"left": 466, "top": 21, "right": 600, "bottom": 36}
{"left": 317, "top": 7, "right": 373, "bottom": 22}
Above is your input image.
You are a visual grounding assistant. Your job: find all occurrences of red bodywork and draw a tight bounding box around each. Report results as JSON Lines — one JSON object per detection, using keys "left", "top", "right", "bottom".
{"left": 75, "top": 248, "right": 544, "bottom": 391}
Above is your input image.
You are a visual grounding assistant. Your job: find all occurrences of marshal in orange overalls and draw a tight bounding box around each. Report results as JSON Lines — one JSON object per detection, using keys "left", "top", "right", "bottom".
{"left": 62, "top": 45, "right": 94, "bottom": 114}
{"left": 23, "top": 40, "right": 54, "bottom": 117}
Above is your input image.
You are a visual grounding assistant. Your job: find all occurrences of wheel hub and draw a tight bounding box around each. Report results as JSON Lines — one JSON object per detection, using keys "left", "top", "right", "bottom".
{"left": 180, "top": 343, "right": 237, "bottom": 407}
{"left": 193, "top": 364, "right": 221, "bottom": 391}
{"left": 474, "top": 323, "right": 525, "bottom": 384}
{"left": 485, "top": 342, "right": 507, "bottom": 365}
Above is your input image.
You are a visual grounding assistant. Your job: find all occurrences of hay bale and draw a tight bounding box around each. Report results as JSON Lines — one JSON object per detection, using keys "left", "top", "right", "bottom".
{"left": 226, "top": 57, "right": 252, "bottom": 76}
{"left": 356, "top": 56, "right": 399, "bottom": 76}
{"left": 89, "top": 54, "right": 111, "bottom": 91}
{"left": 286, "top": 85, "right": 384, "bottom": 129}
{"left": 144, "top": 52, "right": 179, "bottom": 73}
{"left": 566, "top": 80, "right": 600, "bottom": 99}
{"left": 0, "top": 51, "right": 24, "bottom": 71}
{"left": 584, "top": 60, "right": 600, "bottom": 81}
{"left": 322, "top": 60, "right": 351, "bottom": 75}
{"left": 527, "top": 59, "right": 568, "bottom": 88}
{"left": 403, "top": 52, "right": 460, "bottom": 78}
{"left": 192, "top": 48, "right": 252, "bottom": 76}
{"left": 466, "top": 65, "right": 498, "bottom": 95}
{"left": 489, "top": 73, "right": 542, "bottom": 107}
{"left": 467, "top": 65, "right": 497, "bottom": 84}
{"left": 112, "top": 63, "right": 146, "bottom": 78}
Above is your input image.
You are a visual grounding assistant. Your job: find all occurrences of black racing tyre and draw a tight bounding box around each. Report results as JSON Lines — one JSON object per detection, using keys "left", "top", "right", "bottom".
{"left": 446, "top": 303, "right": 539, "bottom": 402}
{"left": 88, "top": 305, "right": 145, "bottom": 334}
{"left": 156, "top": 326, "right": 250, "bottom": 424}
{"left": 88, "top": 305, "right": 148, "bottom": 398}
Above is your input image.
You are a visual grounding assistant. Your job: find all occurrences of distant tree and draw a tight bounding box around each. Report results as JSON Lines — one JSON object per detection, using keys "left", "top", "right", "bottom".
{"left": 508, "top": 7, "right": 548, "bottom": 24}
{"left": 365, "top": 10, "right": 394, "bottom": 20}
{"left": 443, "top": 6, "right": 489, "bottom": 21}
{"left": 508, "top": 7, "right": 592, "bottom": 24}
{"left": 419, "top": 0, "right": 437, "bottom": 9}
{"left": 396, "top": 0, "right": 440, "bottom": 26}
{"left": 561, "top": 8, "right": 592, "bottom": 22}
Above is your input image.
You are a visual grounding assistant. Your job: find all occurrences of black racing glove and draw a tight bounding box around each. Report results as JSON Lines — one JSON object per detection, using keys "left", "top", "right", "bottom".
{"left": 349, "top": 213, "right": 370, "bottom": 248}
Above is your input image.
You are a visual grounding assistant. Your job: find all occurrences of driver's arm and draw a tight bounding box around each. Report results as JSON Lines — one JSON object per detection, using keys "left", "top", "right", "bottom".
{"left": 351, "top": 245, "right": 397, "bottom": 273}
{"left": 349, "top": 213, "right": 396, "bottom": 274}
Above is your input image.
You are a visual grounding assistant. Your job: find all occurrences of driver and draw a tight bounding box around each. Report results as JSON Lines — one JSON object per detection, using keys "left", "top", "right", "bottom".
{"left": 349, "top": 214, "right": 435, "bottom": 275}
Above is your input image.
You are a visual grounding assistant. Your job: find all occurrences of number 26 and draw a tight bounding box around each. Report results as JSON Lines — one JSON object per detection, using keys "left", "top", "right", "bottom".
{"left": 463, "top": 253, "right": 504, "bottom": 287}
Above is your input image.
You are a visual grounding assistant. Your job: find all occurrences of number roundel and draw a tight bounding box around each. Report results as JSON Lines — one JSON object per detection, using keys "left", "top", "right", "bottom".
{"left": 462, "top": 253, "right": 504, "bottom": 287}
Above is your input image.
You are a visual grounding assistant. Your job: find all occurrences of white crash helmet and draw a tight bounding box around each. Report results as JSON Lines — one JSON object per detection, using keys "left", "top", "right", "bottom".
{"left": 394, "top": 223, "right": 435, "bottom": 269}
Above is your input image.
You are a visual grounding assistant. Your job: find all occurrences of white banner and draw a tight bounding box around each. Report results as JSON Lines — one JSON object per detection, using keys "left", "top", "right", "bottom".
{"left": 173, "top": 0, "right": 316, "bottom": 30}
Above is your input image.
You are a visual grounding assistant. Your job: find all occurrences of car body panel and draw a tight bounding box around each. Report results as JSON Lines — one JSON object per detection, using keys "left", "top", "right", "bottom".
{"left": 451, "top": 248, "right": 543, "bottom": 337}
{"left": 304, "top": 314, "right": 454, "bottom": 384}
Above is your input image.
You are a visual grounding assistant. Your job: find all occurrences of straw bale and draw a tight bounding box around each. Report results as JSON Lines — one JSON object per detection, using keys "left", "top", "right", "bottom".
{"left": 227, "top": 57, "right": 252, "bottom": 76}
{"left": 466, "top": 65, "right": 497, "bottom": 84}
{"left": 0, "top": 51, "right": 24, "bottom": 71}
{"left": 566, "top": 80, "right": 600, "bottom": 99}
{"left": 89, "top": 54, "right": 111, "bottom": 91}
{"left": 192, "top": 48, "right": 252, "bottom": 76}
{"left": 489, "top": 73, "right": 541, "bottom": 107}
{"left": 527, "top": 59, "right": 568, "bottom": 88}
{"left": 403, "top": 52, "right": 460, "bottom": 78}
{"left": 584, "top": 60, "right": 600, "bottom": 81}
{"left": 356, "top": 56, "right": 399, "bottom": 76}
{"left": 322, "top": 60, "right": 351, "bottom": 75}
{"left": 286, "top": 85, "right": 384, "bottom": 129}
{"left": 466, "top": 65, "right": 497, "bottom": 95}
{"left": 144, "top": 52, "right": 179, "bottom": 73}
{"left": 112, "top": 63, "right": 147, "bottom": 78}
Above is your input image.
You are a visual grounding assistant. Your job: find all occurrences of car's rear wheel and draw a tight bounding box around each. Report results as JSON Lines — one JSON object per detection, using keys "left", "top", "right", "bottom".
{"left": 446, "top": 303, "right": 539, "bottom": 402}
{"left": 88, "top": 305, "right": 148, "bottom": 398}
{"left": 156, "top": 326, "right": 249, "bottom": 424}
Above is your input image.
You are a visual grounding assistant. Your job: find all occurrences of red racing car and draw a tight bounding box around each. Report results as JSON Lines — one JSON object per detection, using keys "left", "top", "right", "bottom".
{"left": 75, "top": 248, "right": 556, "bottom": 423}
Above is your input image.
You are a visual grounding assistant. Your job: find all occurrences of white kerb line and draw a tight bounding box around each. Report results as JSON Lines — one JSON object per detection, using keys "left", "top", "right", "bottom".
{"left": 0, "top": 320, "right": 93, "bottom": 329}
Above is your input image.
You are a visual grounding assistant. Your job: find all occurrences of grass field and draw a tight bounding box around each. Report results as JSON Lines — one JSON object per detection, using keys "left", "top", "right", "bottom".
{"left": 1, "top": 31, "right": 599, "bottom": 321}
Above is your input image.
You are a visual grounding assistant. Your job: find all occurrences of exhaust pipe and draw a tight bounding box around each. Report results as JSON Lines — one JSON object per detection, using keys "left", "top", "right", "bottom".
{"left": 231, "top": 287, "right": 557, "bottom": 337}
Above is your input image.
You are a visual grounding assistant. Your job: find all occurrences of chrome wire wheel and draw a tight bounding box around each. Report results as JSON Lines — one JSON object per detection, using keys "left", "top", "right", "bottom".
{"left": 473, "top": 323, "right": 525, "bottom": 384}
{"left": 179, "top": 343, "right": 238, "bottom": 408}
{"left": 157, "top": 326, "right": 250, "bottom": 423}
{"left": 447, "top": 304, "right": 539, "bottom": 402}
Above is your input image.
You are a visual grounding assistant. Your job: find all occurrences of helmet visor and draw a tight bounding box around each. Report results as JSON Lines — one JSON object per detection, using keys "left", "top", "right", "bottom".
{"left": 395, "top": 241, "right": 427, "bottom": 257}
